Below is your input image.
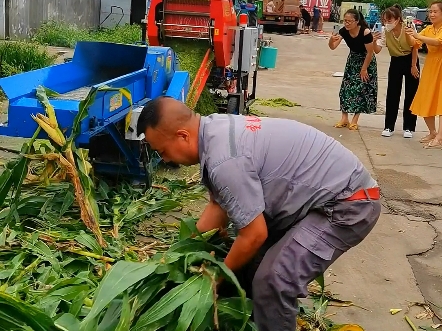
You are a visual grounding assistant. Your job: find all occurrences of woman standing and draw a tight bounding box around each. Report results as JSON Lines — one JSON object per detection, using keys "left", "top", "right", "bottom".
{"left": 372, "top": 4, "right": 420, "bottom": 139}
{"left": 328, "top": 9, "right": 377, "bottom": 130}
{"left": 405, "top": 1, "right": 442, "bottom": 149}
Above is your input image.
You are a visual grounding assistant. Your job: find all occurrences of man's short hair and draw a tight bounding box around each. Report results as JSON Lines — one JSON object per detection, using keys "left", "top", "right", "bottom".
{"left": 136, "top": 96, "right": 172, "bottom": 136}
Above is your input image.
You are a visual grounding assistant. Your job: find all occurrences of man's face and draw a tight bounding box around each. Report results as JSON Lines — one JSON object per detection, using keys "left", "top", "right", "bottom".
{"left": 144, "top": 127, "right": 197, "bottom": 166}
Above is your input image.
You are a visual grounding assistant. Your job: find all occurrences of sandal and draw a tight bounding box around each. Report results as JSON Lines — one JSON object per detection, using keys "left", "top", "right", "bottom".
{"left": 334, "top": 122, "right": 349, "bottom": 128}
{"left": 348, "top": 124, "right": 359, "bottom": 131}
{"left": 420, "top": 134, "right": 436, "bottom": 143}
{"left": 424, "top": 138, "right": 442, "bottom": 149}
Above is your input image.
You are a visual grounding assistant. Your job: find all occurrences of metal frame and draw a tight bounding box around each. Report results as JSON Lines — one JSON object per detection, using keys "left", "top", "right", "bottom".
{"left": 226, "top": 25, "right": 259, "bottom": 115}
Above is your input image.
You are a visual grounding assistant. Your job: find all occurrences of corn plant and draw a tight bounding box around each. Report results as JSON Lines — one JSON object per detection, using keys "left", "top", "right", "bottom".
{"left": 0, "top": 218, "right": 256, "bottom": 331}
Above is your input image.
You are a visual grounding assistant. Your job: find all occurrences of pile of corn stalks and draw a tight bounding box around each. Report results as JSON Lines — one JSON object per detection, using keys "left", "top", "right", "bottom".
{"left": 0, "top": 86, "right": 364, "bottom": 331}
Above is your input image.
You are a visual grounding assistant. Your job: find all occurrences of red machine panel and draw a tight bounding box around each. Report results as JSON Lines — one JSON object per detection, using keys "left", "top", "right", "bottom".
{"left": 210, "top": 0, "right": 237, "bottom": 67}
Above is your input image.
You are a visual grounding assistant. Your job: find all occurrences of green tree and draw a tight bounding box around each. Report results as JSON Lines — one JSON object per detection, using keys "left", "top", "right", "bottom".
{"left": 370, "top": 0, "right": 431, "bottom": 11}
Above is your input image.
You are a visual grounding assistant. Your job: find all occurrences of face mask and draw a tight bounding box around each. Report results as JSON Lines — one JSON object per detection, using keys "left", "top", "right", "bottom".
{"left": 385, "top": 21, "right": 398, "bottom": 32}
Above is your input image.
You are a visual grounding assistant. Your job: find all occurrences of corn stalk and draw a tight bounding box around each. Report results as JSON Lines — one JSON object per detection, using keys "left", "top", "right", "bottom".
{"left": 30, "top": 85, "right": 133, "bottom": 247}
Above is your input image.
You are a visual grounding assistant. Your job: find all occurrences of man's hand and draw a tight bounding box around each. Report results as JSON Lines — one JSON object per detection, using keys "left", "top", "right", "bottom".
{"left": 196, "top": 196, "right": 228, "bottom": 234}
{"left": 223, "top": 213, "right": 268, "bottom": 272}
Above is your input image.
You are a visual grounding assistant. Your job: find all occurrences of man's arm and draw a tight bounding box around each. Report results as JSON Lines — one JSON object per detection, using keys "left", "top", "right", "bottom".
{"left": 196, "top": 193, "right": 229, "bottom": 233}
{"left": 224, "top": 213, "right": 267, "bottom": 272}
{"left": 210, "top": 156, "right": 267, "bottom": 271}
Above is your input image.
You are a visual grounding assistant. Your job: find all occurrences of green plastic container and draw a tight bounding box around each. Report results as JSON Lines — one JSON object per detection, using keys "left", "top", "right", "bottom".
{"left": 259, "top": 46, "right": 278, "bottom": 69}
{"left": 255, "top": 0, "right": 263, "bottom": 19}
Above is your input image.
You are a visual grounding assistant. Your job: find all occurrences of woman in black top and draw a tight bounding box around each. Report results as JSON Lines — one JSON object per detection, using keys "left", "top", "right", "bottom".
{"left": 328, "top": 9, "right": 378, "bottom": 130}
{"left": 300, "top": 5, "right": 311, "bottom": 33}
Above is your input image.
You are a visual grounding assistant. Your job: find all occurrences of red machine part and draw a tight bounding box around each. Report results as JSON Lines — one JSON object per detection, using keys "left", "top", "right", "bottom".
{"left": 147, "top": 0, "right": 237, "bottom": 68}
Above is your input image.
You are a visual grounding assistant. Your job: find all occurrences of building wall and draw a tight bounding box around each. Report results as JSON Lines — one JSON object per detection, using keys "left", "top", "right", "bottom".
{"left": 0, "top": 0, "right": 5, "bottom": 39}
{"left": 6, "top": 0, "right": 101, "bottom": 39}
{"left": 100, "top": 0, "right": 131, "bottom": 29}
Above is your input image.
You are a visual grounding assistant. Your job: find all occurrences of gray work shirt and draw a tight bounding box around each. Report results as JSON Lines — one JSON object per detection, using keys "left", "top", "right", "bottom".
{"left": 198, "top": 114, "right": 377, "bottom": 232}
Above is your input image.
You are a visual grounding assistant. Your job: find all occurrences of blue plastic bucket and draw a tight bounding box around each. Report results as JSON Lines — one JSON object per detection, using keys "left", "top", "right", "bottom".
{"left": 259, "top": 46, "right": 278, "bottom": 69}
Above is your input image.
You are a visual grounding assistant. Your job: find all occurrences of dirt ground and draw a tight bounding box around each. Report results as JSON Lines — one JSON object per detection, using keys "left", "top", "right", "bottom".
{"left": 1, "top": 25, "right": 441, "bottom": 330}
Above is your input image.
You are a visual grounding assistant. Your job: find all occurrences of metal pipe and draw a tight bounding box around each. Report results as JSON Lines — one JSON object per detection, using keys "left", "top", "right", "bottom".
{"left": 236, "top": 27, "right": 245, "bottom": 94}
{"left": 141, "top": 19, "right": 147, "bottom": 44}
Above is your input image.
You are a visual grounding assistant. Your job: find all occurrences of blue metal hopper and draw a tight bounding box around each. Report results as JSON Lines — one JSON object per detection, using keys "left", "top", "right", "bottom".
{"left": 0, "top": 41, "right": 190, "bottom": 182}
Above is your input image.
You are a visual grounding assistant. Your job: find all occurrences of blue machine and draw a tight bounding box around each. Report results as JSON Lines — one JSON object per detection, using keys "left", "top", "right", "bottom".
{"left": 0, "top": 41, "right": 190, "bottom": 182}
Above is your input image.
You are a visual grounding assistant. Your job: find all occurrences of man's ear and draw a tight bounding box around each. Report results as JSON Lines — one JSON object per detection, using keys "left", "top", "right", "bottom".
{"left": 176, "top": 129, "right": 190, "bottom": 142}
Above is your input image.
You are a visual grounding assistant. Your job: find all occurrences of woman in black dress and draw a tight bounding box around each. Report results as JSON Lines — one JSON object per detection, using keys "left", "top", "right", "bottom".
{"left": 328, "top": 9, "right": 378, "bottom": 130}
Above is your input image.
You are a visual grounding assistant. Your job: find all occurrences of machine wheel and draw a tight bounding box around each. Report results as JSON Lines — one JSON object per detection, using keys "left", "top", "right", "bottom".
{"left": 227, "top": 97, "right": 239, "bottom": 115}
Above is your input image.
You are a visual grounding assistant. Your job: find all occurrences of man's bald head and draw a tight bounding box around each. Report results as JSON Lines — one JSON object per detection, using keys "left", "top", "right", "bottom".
{"left": 136, "top": 96, "right": 196, "bottom": 137}
{"left": 137, "top": 96, "right": 201, "bottom": 166}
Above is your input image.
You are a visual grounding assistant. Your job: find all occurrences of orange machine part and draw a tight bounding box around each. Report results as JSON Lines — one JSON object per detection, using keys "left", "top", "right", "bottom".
{"left": 147, "top": 0, "right": 237, "bottom": 68}
{"left": 210, "top": 0, "right": 237, "bottom": 67}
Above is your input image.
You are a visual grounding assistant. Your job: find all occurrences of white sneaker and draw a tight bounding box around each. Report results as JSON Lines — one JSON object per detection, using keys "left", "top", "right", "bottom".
{"left": 382, "top": 129, "right": 393, "bottom": 137}
{"left": 403, "top": 130, "right": 413, "bottom": 138}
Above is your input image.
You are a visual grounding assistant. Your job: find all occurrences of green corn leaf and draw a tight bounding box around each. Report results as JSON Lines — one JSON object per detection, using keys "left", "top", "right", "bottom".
{"left": 191, "top": 273, "right": 214, "bottom": 331}
{"left": 43, "top": 284, "right": 91, "bottom": 303}
{"left": 59, "top": 187, "right": 75, "bottom": 216}
{"left": 163, "top": 308, "right": 183, "bottom": 331}
{"left": 74, "top": 231, "right": 103, "bottom": 256}
{"left": 82, "top": 261, "right": 158, "bottom": 324}
{"left": 130, "top": 274, "right": 168, "bottom": 318}
{"left": 0, "top": 225, "right": 8, "bottom": 246}
{"left": 68, "top": 87, "right": 98, "bottom": 143}
{"left": 133, "top": 274, "right": 204, "bottom": 330}
{"left": 179, "top": 217, "right": 202, "bottom": 240}
{"left": 40, "top": 86, "right": 61, "bottom": 98}
{"left": 121, "top": 199, "right": 181, "bottom": 224}
{"left": 115, "top": 291, "right": 131, "bottom": 331}
{"left": 167, "top": 265, "right": 187, "bottom": 283}
{"left": 68, "top": 291, "right": 89, "bottom": 318}
{"left": 79, "top": 314, "right": 100, "bottom": 331}
{"left": 245, "top": 321, "right": 259, "bottom": 331}
{"left": 168, "top": 238, "right": 227, "bottom": 256}
{"left": 23, "top": 240, "right": 60, "bottom": 273}
{"left": 217, "top": 297, "right": 253, "bottom": 321}
{"left": 194, "top": 308, "right": 214, "bottom": 331}
{"left": 54, "top": 313, "right": 81, "bottom": 331}
{"left": 315, "top": 273, "right": 325, "bottom": 294}
{"left": 0, "top": 168, "right": 14, "bottom": 207}
{"left": 97, "top": 300, "right": 123, "bottom": 331}
{"left": 139, "top": 312, "right": 175, "bottom": 331}
{"left": 0, "top": 291, "right": 58, "bottom": 331}
{"left": 175, "top": 287, "right": 202, "bottom": 331}
{"left": 185, "top": 251, "right": 248, "bottom": 330}
{"left": 4, "top": 252, "right": 26, "bottom": 283}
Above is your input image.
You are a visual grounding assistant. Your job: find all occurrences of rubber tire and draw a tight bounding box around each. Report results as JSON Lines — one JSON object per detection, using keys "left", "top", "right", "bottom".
{"left": 227, "top": 97, "right": 239, "bottom": 115}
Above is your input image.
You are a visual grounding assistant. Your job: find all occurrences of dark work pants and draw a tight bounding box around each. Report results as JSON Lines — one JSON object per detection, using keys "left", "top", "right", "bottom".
{"left": 223, "top": 197, "right": 381, "bottom": 331}
{"left": 385, "top": 54, "right": 419, "bottom": 132}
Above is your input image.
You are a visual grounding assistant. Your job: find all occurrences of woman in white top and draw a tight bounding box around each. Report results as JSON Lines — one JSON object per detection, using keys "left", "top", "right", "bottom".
{"left": 372, "top": 4, "right": 420, "bottom": 139}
